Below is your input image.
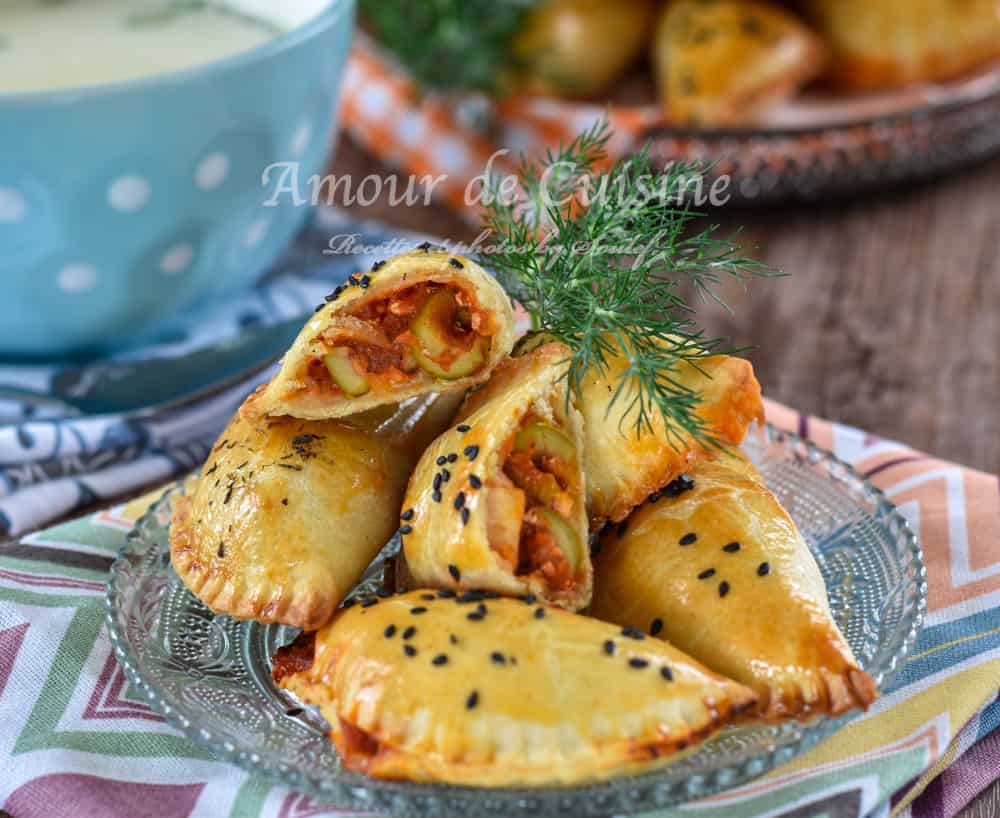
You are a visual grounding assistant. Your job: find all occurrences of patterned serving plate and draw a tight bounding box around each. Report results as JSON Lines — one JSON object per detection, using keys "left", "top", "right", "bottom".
{"left": 105, "top": 423, "right": 926, "bottom": 817}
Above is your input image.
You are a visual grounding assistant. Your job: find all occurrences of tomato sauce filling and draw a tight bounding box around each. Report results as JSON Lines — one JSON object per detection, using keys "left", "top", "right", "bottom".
{"left": 305, "top": 282, "right": 493, "bottom": 396}
{"left": 486, "top": 414, "right": 581, "bottom": 595}
{"left": 271, "top": 632, "right": 315, "bottom": 683}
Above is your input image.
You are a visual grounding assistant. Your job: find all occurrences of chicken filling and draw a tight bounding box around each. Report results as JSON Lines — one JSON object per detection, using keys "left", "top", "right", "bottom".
{"left": 306, "top": 283, "right": 493, "bottom": 398}
{"left": 487, "top": 413, "right": 583, "bottom": 595}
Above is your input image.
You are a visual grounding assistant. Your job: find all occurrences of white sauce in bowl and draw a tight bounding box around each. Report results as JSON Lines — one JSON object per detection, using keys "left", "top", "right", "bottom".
{"left": 0, "top": 0, "right": 288, "bottom": 94}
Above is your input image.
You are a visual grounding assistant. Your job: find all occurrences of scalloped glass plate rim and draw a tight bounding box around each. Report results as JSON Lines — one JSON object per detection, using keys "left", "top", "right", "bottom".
{"left": 105, "top": 422, "right": 927, "bottom": 814}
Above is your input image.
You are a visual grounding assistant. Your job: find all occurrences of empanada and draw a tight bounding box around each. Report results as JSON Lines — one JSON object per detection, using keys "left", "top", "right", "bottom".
{"left": 802, "top": 0, "right": 1000, "bottom": 91}
{"left": 273, "top": 591, "right": 757, "bottom": 785}
{"left": 652, "top": 0, "right": 826, "bottom": 126}
{"left": 246, "top": 249, "right": 516, "bottom": 420}
{"left": 170, "top": 391, "right": 460, "bottom": 630}
{"left": 401, "top": 344, "right": 592, "bottom": 610}
{"left": 590, "top": 454, "right": 877, "bottom": 722}
{"left": 578, "top": 344, "right": 764, "bottom": 527}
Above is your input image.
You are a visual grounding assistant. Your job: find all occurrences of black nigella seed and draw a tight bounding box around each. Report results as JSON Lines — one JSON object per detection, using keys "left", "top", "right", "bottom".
{"left": 475, "top": 603, "right": 488, "bottom": 615}
{"left": 438, "top": 589, "right": 456, "bottom": 598}
{"left": 661, "top": 475, "right": 696, "bottom": 498}
{"left": 448, "top": 257, "right": 464, "bottom": 269}
{"left": 399, "top": 524, "right": 412, "bottom": 535}
{"left": 661, "top": 666, "right": 674, "bottom": 682}
{"left": 466, "top": 690, "right": 479, "bottom": 710}
{"left": 420, "top": 593, "right": 435, "bottom": 601}
{"left": 457, "top": 590, "right": 486, "bottom": 603}
{"left": 217, "top": 543, "right": 225, "bottom": 558}
{"left": 441, "top": 469, "right": 451, "bottom": 482}
{"left": 534, "top": 607, "right": 546, "bottom": 619}
{"left": 286, "top": 707, "right": 304, "bottom": 717}
{"left": 467, "top": 610, "right": 485, "bottom": 621}
{"left": 432, "top": 654, "right": 449, "bottom": 666}
{"left": 448, "top": 564, "right": 461, "bottom": 582}
{"left": 757, "top": 562, "right": 771, "bottom": 576}
{"left": 404, "top": 645, "right": 417, "bottom": 657}
{"left": 719, "top": 581, "right": 731, "bottom": 598}
{"left": 454, "top": 492, "right": 466, "bottom": 510}
{"left": 490, "top": 651, "right": 506, "bottom": 665}
{"left": 359, "top": 275, "right": 371, "bottom": 288}
{"left": 402, "top": 626, "right": 416, "bottom": 640}
{"left": 456, "top": 424, "right": 471, "bottom": 433}
{"left": 410, "top": 607, "right": 427, "bottom": 615}
{"left": 469, "top": 474, "right": 482, "bottom": 489}
{"left": 679, "top": 532, "right": 698, "bottom": 546}
{"left": 433, "top": 474, "right": 442, "bottom": 491}
{"left": 621, "top": 626, "right": 645, "bottom": 640}
{"left": 519, "top": 593, "right": 537, "bottom": 604}
{"left": 629, "top": 658, "right": 650, "bottom": 669}
{"left": 433, "top": 491, "right": 442, "bottom": 503}
{"left": 447, "top": 453, "right": 458, "bottom": 463}
{"left": 384, "top": 625, "right": 397, "bottom": 638}
{"left": 723, "top": 542, "right": 741, "bottom": 553}
{"left": 698, "top": 568, "right": 716, "bottom": 580}
{"left": 650, "top": 618, "right": 664, "bottom": 636}
{"left": 375, "top": 588, "right": 393, "bottom": 598}
{"left": 417, "top": 241, "right": 434, "bottom": 251}
{"left": 314, "top": 303, "right": 325, "bottom": 313}
{"left": 603, "top": 640, "right": 616, "bottom": 656}
{"left": 464, "top": 445, "right": 479, "bottom": 461}
{"left": 400, "top": 508, "right": 414, "bottom": 521}
{"left": 371, "top": 259, "right": 385, "bottom": 272}
{"left": 461, "top": 508, "right": 470, "bottom": 525}
{"left": 450, "top": 634, "right": 459, "bottom": 644}
{"left": 361, "top": 597, "right": 378, "bottom": 608}
{"left": 341, "top": 598, "right": 357, "bottom": 609}
{"left": 436, "top": 455, "right": 447, "bottom": 466}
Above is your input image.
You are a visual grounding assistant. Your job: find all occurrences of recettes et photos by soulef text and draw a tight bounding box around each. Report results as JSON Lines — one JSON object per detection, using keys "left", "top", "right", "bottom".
{"left": 170, "top": 245, "right": 876, "bottom": 787}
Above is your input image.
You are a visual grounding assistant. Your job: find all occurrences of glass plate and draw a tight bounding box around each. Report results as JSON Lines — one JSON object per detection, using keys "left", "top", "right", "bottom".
{"left": 105, "top": 423, "right": 926, "bottom": 817}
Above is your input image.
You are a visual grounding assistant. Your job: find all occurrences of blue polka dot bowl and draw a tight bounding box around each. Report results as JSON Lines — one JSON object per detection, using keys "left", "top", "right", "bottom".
{"left": 0, "top": 0, "right": 355, "bottom": 358}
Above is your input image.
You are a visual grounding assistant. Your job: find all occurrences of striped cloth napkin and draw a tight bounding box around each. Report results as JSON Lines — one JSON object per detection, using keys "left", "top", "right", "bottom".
{"left": 0, "top": 212, "right": 997, "bottom": 818}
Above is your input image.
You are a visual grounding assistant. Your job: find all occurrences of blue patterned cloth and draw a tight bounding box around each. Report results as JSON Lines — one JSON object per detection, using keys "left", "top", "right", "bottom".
{"left": 0, "top": 209, "right": 431, "bottom": 536}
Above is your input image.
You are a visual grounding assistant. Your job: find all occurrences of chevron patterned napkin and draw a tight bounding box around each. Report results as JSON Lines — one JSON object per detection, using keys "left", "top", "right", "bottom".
{"left": 0, "top": 401, "right": 996, "bottom": 818}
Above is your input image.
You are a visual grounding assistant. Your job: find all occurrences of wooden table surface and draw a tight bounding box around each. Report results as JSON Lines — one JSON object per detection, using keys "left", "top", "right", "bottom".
{"left": 329, "top": 136, "right": 1000, "bottom": 475}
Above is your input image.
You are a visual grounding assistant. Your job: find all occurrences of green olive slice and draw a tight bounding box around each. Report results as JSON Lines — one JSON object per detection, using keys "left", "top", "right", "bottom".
{"left": 513, "top": 422, "right": 576, "bottom": 464}
{"left": 412, "top": 335, "right": 489, "bottom": 380}
{"left": 410, "top": 289, "right": 462, "bottom": 360}
{"left": 323, "top": 347, "right": 370, "bottom": 397}
{"left": 530, "top": 507, "right": 582, "bottom": 573}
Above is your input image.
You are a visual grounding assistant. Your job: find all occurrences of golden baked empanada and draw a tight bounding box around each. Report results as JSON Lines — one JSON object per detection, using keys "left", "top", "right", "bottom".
{"left": 590, "top": 454, "right": 877, "bottom": 722}
{"left": 401, "top": 344, "right": 591, "bottom": 610}
{"left": 273, "top": 591, "right": 757, "bottom": 785}
{"left": 170, "top": 391, "right": 460, "bottom": 630}
{"left": 246, "top": 249, "right": 516, "bottom": 420}
{"left": 578, "top": 344, "right": 764, "bottom": 527}
{"left": 802, "top": 0, "right": 1000, "bottom": 91}
{"left": 652, "top": 0, "right": 826, "bottom": 126}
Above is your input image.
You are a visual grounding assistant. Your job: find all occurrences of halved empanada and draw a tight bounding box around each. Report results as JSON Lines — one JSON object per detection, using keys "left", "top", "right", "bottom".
{"left": 246, "top": 249, "right": 516, "bottom": 420}
{"left": 170, "top": 391, "right": 459, "bottom": 630}
{"left": 400, "top": 344, "right": 591, "bottom": 610}
{"left": 578, "top": 343, "right": 764, "bottom": 527}
{"left": 273, "top": 591, "right": 757, "bottom": 785}
{"left": 590, "top": 454, "right": 877, "bottom": 722}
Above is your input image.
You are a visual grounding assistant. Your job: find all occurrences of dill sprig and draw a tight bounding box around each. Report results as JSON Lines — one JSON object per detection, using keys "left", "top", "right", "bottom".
{"left": 481, "top": 119, "right": 771, "bottom": 449}
{"left": 359, "top": 0, "right": 537, "bottom": 95}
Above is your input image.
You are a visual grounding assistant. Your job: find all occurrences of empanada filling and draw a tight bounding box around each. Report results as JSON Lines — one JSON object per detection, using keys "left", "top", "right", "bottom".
{"left": 488, "top": 413, "right": 583, "bottom": 596}
{"left": 306, "top": 282, "right": 494, "bottom": 397}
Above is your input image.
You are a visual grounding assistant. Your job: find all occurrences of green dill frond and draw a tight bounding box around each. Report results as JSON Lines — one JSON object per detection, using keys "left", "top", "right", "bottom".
{"left": 482, "top": 118, "right": 773, "bottom": 449}
{"left": 360, "top": 0, "right": 538, "bottom": 95}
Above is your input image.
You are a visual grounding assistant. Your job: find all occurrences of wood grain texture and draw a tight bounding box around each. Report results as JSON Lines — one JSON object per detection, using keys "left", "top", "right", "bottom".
{"left": 328, "top": 136, "right": 999, "bottom": 473}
